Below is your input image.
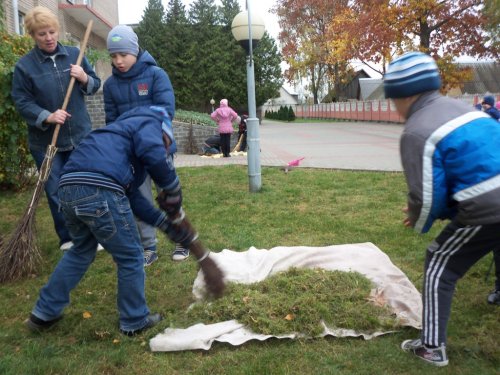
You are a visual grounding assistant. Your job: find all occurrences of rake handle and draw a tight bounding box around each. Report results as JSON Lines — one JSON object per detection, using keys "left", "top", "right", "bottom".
{"left": 50, "top": 19, "right": 93, "bottom": 146}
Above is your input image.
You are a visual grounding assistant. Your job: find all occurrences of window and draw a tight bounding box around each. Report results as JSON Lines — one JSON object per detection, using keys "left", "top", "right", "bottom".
{"left": 18, "top": 12, "right": 25, "bottom": 35}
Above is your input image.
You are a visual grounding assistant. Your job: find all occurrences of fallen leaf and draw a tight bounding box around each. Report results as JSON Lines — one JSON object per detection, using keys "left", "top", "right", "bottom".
{"left": 367, "top": 289, "right": 386, "bottom": 307}
{"left": 82, "top": 311, "right": 92, "bottom": 319}
{"left": 242, "top": 296, "right": 250, "bottom": 304}
{"left": 284, "top": 313, "right": 294, "bottom": 321}
{"left": 113, "top": 339, "right": 120, "bottom": 344}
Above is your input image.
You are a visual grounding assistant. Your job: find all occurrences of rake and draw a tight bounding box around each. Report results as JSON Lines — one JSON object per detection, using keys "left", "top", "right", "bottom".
{"left": 0, "top": 20, "right": 93, "bottom": 283}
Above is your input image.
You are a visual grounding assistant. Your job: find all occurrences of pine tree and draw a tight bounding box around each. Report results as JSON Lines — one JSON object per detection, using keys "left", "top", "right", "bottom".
{"left": 253, "top": 32, "right": 283, "bottom": 108}
{"left": 135, "top": 0, "right": 167, "bottom": 65}
{"left": 164, "top": 0, "right": 191, "bottom": 109}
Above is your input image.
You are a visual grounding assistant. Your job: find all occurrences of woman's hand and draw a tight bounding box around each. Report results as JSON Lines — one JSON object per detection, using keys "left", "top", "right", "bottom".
{"left": 46, "top": 109, "right": 71, "bottom": 125}
{"left": 70, "top": 64, "right": 88, "bottom": 84}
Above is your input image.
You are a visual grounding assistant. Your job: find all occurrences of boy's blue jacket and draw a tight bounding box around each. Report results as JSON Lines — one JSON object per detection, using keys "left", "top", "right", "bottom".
{"left": 401, "top": 92, "right": 500, "bottom": 233}
{"left": 60, "top": 107, "right": 179, "bottom": 227}
{"left": 103, "top": 50, "right": 174, "bottom": 122}
{"left": 103, "top": 50, "right": 176, "bottom": 153}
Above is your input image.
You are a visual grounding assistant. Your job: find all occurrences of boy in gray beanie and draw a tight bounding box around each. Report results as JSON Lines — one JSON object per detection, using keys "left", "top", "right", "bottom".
{"left": 107, "top": 25, "right": 139, "bottom": 56}
{"left": 384, "top": 51, "right": 500, "bottom": 367}
{"left": 104, "top": 25, "right": 190, "bottom": 265}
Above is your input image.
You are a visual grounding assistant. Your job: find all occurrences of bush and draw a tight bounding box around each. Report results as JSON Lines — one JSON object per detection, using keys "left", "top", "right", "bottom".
{"left": 0, "top": 32, "right": 35, "bottom": 191}
{"left": 264, "top": 106, "right": 296, "bottom": 122}
{"left": 175, "top": 109, "right": 217, "bottom": 127}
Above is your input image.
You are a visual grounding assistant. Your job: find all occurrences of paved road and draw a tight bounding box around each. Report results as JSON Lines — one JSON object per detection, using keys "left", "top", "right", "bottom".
{"left": 174, "top": 120, "right": 404, "bottom": 172}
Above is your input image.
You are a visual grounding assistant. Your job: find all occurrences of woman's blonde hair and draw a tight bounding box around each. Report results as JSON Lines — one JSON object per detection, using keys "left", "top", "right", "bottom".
{"left": 24, "top": 6, "right": 60, "bottom": 36}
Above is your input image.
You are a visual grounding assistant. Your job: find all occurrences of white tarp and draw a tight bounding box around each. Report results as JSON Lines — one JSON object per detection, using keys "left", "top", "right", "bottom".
{"left": 150, "top": 243, "right": 422, "bottom": 352}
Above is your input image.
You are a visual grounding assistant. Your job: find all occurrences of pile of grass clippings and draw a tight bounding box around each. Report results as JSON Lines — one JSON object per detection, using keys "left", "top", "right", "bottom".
{"left": 187, "top": 268, "right": 399, "bottom": 336}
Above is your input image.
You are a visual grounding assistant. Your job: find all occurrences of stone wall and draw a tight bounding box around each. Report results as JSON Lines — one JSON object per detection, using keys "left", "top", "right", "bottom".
{"left": 85, "top": 92, "right": 224, "bottom": 154}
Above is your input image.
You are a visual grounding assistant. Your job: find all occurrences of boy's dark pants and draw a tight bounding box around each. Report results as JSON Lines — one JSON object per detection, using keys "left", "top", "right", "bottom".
{"left": 421, "top": 220, "right": 500, "bottom": 347}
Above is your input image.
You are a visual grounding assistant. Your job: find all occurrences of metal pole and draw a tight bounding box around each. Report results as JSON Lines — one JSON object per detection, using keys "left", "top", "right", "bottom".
{"left": 245, "top": 0, "right": 261, "bottom": 192}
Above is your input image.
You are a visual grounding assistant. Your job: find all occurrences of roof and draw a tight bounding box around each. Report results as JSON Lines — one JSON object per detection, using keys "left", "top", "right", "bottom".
{"left": 458, "top": 62, "right": 500, "bottom": 94}
{"left": 359, "top": 78, "right": 383, "bottom": 100}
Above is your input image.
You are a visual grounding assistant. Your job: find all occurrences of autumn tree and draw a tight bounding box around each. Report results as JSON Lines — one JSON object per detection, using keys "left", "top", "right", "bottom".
{"left": 327, "top": 0, "right": 497, "bottom": 88}
{"left": 273, "top": 0, "right": 349, "bottom": 103}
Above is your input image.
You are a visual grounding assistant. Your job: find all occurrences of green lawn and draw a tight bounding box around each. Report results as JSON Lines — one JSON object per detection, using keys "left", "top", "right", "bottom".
{"left": 0, "top": 166, "right": 497, "bottom": 375}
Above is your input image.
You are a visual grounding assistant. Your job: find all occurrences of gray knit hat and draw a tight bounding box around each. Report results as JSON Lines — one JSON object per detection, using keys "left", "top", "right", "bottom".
{"left": 383, "top": 52, "right": 441, "bottom": 99}
{"left": 107, "top": 25, "right": 139, "bottom": 56}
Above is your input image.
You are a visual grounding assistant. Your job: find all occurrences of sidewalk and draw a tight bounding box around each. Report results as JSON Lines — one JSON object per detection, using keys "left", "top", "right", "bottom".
{"left": 174, "top": 120, "right": 404, "bottom": 172}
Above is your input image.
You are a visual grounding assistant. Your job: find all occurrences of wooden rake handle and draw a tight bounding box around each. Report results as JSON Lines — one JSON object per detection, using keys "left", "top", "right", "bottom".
{"left": 50, "top": 19, "right": 93, "bottom": 146}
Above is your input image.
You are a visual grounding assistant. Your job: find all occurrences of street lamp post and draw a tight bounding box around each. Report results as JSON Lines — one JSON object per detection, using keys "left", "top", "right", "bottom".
{"left": 231, "top": 4, "right": 265, "bottom": 193}
{"left": 210, "top": 98, "right": 215, "bottom": 113}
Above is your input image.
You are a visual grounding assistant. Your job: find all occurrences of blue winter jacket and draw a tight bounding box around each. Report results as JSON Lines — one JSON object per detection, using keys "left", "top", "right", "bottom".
{"left": 59, "top": 107, "right": 180, "bottom": 227}
{"left": 103, "top": 50, "right": 176, "bottom": 153}
{"left": 400, "top": 91, "right": 500, "bottom": 233}
{"left": 11, "top": 43, "right": 101, "bottom": 152}
{"left": 484, "top": 106, "right": 500, "bottom": 120}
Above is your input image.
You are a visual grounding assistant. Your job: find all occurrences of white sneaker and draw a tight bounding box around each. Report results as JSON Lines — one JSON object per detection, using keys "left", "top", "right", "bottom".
{"left": 60, "top": 241, "right": 74, "bottom": 251}
{"left": 97, "top": 243, "right": 104, "bottom": 252}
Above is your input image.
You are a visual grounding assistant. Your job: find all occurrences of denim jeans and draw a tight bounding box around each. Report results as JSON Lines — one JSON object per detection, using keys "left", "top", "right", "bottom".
{"left": 32, "top": 184, "right": 151, "bottom": 332}
{"left": 30, "top": 148, "right": 72, "bottom": 245}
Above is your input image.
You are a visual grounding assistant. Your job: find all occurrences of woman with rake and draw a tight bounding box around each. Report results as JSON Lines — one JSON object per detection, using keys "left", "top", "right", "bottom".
{"left": 11, "top": 6, "right": 101, "bottom": 252}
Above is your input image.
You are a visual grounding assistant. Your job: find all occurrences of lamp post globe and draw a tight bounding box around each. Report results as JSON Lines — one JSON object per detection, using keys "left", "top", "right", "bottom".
{"left": 231, "top": 6, "right": 265, "bottom": 192}
{"left": 210, "top": 98, "right": 215, "bottom": 113}
{"left": 231, "top": 11, "right": 265, "bottom": 55}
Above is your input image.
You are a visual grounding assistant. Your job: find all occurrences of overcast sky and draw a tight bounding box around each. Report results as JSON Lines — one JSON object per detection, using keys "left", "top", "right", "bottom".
{"left": 117, "top": 0, "right": 280, "bottom": 39}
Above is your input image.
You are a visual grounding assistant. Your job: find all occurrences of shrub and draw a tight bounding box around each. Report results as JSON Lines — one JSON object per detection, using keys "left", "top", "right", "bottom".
{"left": 0, "top": 32, "right": 35, "bottom": 191}
{"left": 287, "top": 105, "right": 296, "bottom": 121}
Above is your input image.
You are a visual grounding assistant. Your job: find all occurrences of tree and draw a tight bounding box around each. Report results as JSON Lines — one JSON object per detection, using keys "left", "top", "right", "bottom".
{"left": 483, "top": 0, "right": 500, "bottom": 51}
{"left": 327, "top": 0, "right": 498, "bottom": 81}
{"left": 273, "top": 0, "right": 349, "bottom": 103}
{"left": 253, "top": 33, "right": 283, "bottom": 107}
{"left": 188, "top": 0, "right": 220, "bottom": 26}
{"left": 133, "top": 0, "right": 283, "bottom": 112}
{"left": 135, "top": 0, "right": 167, "bottom": 65}
{"left": 164, "top": 0, "right": 191, "bottom": 109}
{"left": 219, "top": 0, "right": 241, "bottom": 28}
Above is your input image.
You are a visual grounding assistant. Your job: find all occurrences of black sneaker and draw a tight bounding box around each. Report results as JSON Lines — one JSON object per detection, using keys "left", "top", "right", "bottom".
{"left": 487, "top": 290, "right": 500, "bottom": 305}
{"left": 172, "top": 243, "right": 190, "bottom": 261}
{"left": 144, "top": 250, "right": 159, "bottom": 267}
{"left": 401, "top": 338, "right": 449, "bottom": 367}
{"left": 120, "top": 313, "right": 162, "bottom": 336}
{"left": 25, "top": 313, "right": 63, "bottom": 332}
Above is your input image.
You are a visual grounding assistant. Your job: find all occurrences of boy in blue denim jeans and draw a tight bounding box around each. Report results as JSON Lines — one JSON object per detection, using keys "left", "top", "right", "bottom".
{"left": 26, "top": 107, "right": 200, "bottom": 336}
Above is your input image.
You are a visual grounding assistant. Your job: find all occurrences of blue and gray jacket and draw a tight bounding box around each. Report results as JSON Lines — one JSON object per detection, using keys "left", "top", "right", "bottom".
{"left": 59, "top": 106, "right": 179, "bottom": 227}
{"left": 11, "top": 43, "right": 101, "bottom": 152}
{"left": 401, "top": 91, "right": 500, "bottom": 233}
